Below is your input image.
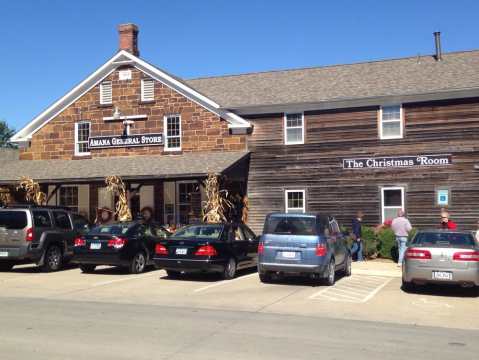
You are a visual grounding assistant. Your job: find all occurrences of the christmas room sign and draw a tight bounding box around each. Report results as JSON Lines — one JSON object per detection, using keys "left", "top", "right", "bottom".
{"left": 343, "top": 154, "right": 452, "bottom": 169}
{"left": 88, "top": 133, "right": 164, "bottom": 149}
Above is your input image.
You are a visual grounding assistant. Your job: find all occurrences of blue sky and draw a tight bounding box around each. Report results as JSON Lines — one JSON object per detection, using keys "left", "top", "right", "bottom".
{"left": 1, "top": 0, "right": 479, "bottom": 130}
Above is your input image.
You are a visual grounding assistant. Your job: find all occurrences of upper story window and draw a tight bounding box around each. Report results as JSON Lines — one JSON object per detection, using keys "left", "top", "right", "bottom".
{"left": 380, "top": 105, "right": 403, "bottom": 139}
{"left": 164, "top": 115, "right": 181, "bottom": 151}
{"left": 141, "top": 78, "right": 155, "bottom": 102}
{"left": 99, "top": 81, "right": 112, "bottom": 105}
{"left": 74, "top": 122, "right": 91, "bottom": 156}
{"left": 284, "top": 113, "right": 304, "bottom": 145}
{"left": 285, "top": 189, "right": 306, "bottom": 213}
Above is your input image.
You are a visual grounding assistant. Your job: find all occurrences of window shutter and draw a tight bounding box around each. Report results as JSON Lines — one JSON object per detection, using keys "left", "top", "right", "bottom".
{"left": 100, "top": 81, "right": 112, "bottom": 104}
{"left": 141, "top": 79, "right": 155, "bottom": 101}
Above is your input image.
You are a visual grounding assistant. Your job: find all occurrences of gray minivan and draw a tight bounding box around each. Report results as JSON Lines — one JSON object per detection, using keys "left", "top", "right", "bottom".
{"left": 258, "top": 213, "right": 351, "bottom": 285}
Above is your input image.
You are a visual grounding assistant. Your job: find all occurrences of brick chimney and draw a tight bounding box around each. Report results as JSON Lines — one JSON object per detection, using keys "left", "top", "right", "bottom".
{"left": 118, "top": 23, "right": 139, "bottom": 56}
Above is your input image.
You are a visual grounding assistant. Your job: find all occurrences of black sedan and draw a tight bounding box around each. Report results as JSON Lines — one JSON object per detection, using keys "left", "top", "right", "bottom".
{"left": 72, "top": 221, "right": 171, "bottom": 274}
{"left": 153, "top": 223, "right": 259, "bottom": 279}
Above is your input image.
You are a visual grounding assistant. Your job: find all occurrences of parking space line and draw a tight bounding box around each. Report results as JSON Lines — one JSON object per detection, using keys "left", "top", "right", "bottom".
{"left": 93, "top": 271, "right": 162, "bottom": 287}
{"left": 193, "top": 273, "right": 257, "bottom": 293}
{"left": 361, "top": 277, "right": 393, "bottom": 303}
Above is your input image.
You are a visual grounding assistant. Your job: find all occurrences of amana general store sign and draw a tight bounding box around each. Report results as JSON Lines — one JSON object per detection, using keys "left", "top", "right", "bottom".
{"left": 88, "top": 133, "right": 163, "bottom": 149}
{"left": 343, "top": 154, "right": 452, "bottom": 169}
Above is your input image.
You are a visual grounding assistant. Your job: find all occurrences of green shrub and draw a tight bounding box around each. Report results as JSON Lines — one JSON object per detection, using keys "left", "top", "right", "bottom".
{"left": 341, "top": 225, "right": 378, "bottom": 259}
{"left": 377, "top": 228, "right": 397, "bottom": 260}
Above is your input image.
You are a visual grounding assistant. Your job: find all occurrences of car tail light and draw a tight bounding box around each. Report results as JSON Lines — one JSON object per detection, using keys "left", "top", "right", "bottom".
{"left": 155, "top": 244, "right": 168, "bottom": 255}
{"left": 195, "top": 245, "right": 218, "bottom": 256}
{"left": 258, "top": 242, "right": 264, "bottom": 254}
{"left": 74, "top": 237, "right": 86, "bottom": 247}
{"left": 107, "top": 237, "right": 127, "bottom": 249}
{"left": 405, "top": 248, "right": 431, "bottom": 260}
{"left": 316, "top": 243, "right": 327, "bottom": 256}
{"left": 25, "top": 228, "right": 34, "bottom": 242}
{"left": 453, "top": 251, "right": 479, "bottom": 262}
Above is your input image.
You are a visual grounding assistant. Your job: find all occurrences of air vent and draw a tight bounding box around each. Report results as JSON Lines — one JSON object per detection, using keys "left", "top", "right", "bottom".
{"left": 100, "top": 81, "right": 112, "bottom": 104}
{"left": 119, "top": 69, "right": 132, "bottom": 80}
{"left": 141, "top": 79, "right": 155, "bottom": 102}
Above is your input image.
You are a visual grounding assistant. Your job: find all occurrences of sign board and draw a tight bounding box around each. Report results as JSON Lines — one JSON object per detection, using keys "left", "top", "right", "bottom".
{"left": 88, "top": 133, "right": 163, "bottom": 149}
{"left": 437, "top": 189, "right": 450, "bottom": 206}
{"left": 343, "top": 154, "right": 452, "bottom": 170}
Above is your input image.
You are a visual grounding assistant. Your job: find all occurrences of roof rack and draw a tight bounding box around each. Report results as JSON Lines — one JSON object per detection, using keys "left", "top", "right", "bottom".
{"left": 1, "top": 204, "right": 73, "bottom": 211}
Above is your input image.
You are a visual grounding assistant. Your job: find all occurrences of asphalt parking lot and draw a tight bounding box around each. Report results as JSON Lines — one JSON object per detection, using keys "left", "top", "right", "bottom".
{"left": 1, "top": 261, "right": 478, "bottom": 331}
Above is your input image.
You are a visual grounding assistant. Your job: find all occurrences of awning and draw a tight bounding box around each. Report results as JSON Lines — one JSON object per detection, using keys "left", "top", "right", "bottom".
{"left": 0, "top": 151, "right": 249, "bottom": 184}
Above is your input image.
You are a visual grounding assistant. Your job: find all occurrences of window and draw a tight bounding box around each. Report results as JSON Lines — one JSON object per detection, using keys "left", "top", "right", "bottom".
{"left": 0, "top": 211, "right": 27, "bottom": 229}
{"left": 32, "top": 210, "right": 52, "bottom": 228}
{"left": 141, "top": 78, "right": 155, "bottom": 102}
{"left": 100, "top": 81, "right": 112, "bottom": 105}
{"left": 164, "top": 115, "right": 181, "bottom": 151}
{"left": 74, "top": 122, "right": 90, "bottom": 156}
{"left": 381, "top": 187, "right": 404, "bottom": 223}
{"left": 284, "top": 113, "right": 304, "bottom": 144}
{"left": 59, "top": 186, "right": 78, "bottom": 213}
{"left": 52, "top": 211, "right": 72, "bottom": 230}
{"left": 380, "top": 105, "right": 403, "bottom": 139}
{"left": 263, "top": 215, "right": 316, "bottom": 235}
{"left": 285, "top": 190, "right": 306, "bottom": 213}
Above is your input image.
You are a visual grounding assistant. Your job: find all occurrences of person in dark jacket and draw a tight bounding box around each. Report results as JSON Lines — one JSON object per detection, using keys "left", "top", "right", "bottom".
{"left": 351, "top": 211, "right": 364, "bottom": 261}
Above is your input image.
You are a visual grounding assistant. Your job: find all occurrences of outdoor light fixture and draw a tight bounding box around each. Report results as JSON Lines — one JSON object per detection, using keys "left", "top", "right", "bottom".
{"left": 113, "top": 106, "right": 122, "bottom": 120}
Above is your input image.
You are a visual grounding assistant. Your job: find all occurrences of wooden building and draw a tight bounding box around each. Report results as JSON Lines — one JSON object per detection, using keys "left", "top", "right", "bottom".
{"left": 2, "top": 25, "right": 479, "bottom": 232}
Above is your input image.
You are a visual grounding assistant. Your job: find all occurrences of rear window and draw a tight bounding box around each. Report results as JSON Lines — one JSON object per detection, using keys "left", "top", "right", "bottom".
{"left": 0, "top": 211, "right": 28, "bottom": 230}
{"left": 173, "top": 225, "right": 223, "bottom": 240}
{"left": 264, "top": 216, "right": 317, "bottom": 236}
{"left": 412, "top": 232, "right": 476, "bottom": 247}
{"left": 89, "top": 224, "right": 132, "bottom": 236}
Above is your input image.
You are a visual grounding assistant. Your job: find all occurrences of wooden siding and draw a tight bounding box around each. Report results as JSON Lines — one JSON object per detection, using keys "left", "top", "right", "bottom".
{"left": 246, "top": 98, "right": 479, "bottom": 233}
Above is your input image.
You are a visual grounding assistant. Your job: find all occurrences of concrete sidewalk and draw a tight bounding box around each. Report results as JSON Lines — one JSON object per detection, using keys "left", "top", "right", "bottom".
{"left": 352, "top": 259, "right": 402, "bottom": 278}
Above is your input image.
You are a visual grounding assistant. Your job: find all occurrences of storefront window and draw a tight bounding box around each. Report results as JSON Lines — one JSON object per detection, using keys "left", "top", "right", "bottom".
{"left": 285, "top": 190, "right": 306, "bottom": 213}
{"left": 381, "top": 187, "right": 404, "bottom": 223}
{"left": 59, "top": 186, "right": 78, "bottom": 213}
{"left": 284, "top": 113, "right": 304, "bottom": 145}
{"left": 177, "top": 182, "right": 199, "bottom": 225}
{"left": 164, "top": 115, "right": 181, "bottom": 151}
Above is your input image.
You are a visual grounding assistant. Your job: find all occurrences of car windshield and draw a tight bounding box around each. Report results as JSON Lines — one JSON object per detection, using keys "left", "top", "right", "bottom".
{"left": 0, "top": 211, "right": 28, "bottom": 230}
{"left": 412, "top": 232, "right": 476, "bottom": 247}
{"left": 89, "top": 223, "right": 132, "bottom": 236}
{"left": 173, "top": 225, "right": 223, "bottom": 240}
{"left": 264, "top": 216, "right": 316, "bottom": 236}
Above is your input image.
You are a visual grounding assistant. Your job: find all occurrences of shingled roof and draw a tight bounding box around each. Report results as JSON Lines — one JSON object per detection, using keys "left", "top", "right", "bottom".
{"left": 186, "top": 50, "right": 479, "bottom": 111}
{"left": 0, "top": 151, "right": 249, "bottom": 184}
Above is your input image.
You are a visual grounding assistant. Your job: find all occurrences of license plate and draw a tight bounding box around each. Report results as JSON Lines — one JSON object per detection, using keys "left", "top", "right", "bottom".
{"left": 176, "top": 248, "right": 188, "bottom": 255}
{"left": 0, "top": 251, "right": 8, "bottom": 257}
{"left": 282, "top": 251, "right": 296, "bottom": 258}
{"left": 432, "top": 271, "right": 453, "bottom": 281}
{"left": 90, "top": 243, "right": 102, "bottom": 250}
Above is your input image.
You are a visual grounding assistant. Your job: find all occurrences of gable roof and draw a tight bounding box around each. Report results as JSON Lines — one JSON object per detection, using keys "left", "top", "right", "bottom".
{"left": 186, "top": 50, "right": 479, "bottom": 114}
{"left": 10, "top": 50, "right": 251, "bottom": 144}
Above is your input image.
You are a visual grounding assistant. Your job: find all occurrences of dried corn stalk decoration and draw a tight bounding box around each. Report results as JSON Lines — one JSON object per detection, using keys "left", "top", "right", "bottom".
{"left": 241, "top": 195, "right": 249, "bottom": 224}
{"left": 202, "top": 173, "right": 232, "bottom": 223}
{"left": 0, "top": 187, "right": 12, "bottom": 206}
{"left": 105, "top": 175, "right": 132, "bottom": 222}
{"left": 17, "top": 177, "right": 46, "bottom": 206}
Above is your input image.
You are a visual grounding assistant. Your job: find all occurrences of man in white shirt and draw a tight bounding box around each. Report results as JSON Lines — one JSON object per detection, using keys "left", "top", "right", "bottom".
{"left": 391, "top": 210, "right": 412, "bottom": 267}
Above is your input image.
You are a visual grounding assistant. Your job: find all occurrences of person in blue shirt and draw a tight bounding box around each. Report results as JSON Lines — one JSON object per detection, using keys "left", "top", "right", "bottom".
{"left": 351, "top": 211, "right": 364, "bottom": 261}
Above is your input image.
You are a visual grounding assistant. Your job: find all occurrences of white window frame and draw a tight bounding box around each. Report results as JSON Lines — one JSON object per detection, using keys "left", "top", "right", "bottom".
{"left": 164, "top": 114, "right": 182, "bottom": 151}
{"left": 59, "top": 185, "right": 79, "bottom": 213}
{"left": 381, "top": 186, "right": 405, "bottom": 223}
{"left": 285, "top": 189, "right": 306, "bottom": 213}
{"left": 379, "top": 105, "right": 403, "bottom": 140}
{"left": 284, "top": 113, "right": 305, "bottom": 145}
{"left": 74, "top": 121, "right": 91, "bottom": 157}
{"left": 99, "top": 81, "right": 112, "bottom": 105}
{"left": 141, "top": 78, "right": 155, "bottom": 102}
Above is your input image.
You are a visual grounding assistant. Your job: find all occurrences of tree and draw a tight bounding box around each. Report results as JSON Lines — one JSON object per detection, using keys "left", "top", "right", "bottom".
{"left": 0, "top": 119, "right": 16, "bottom": 148}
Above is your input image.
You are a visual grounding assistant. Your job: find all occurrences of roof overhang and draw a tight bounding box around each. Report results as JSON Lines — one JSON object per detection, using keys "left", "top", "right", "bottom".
{"left": 10, "top": 51, "right": 251, "bottom": 144}
{"left": 229, "top": 88, "right": 479, "bottom": 115}
{"left": 0, "top": 151, "right": 250, "bottom": 184}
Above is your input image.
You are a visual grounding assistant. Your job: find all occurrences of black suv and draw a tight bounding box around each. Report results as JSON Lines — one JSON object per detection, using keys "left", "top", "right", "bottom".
{"left": 0, "top": 205, "right": 90, "bottom": 272}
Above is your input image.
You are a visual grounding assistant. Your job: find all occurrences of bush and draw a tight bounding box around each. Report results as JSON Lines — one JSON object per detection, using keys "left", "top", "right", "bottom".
{"left": 377, "top": 228, "right": 397, "bottom": 261}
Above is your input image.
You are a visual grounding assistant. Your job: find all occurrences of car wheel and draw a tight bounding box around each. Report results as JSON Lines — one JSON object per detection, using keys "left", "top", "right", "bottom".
{"left": 0, "top": 261, "right": 14, "bottom": 272}
{"left": 40, "top": 245, "right": 63, "bottom": 272}
{"left": 259, "top": 271, "right": 272, "bottom": 283}
{"left": 222, "top": 258, "right": 237, "bottom": 280}
{"left": 402, "top": 277, "right": 415, "bottom": 292}
{"left": 324, "top": 258, "right": 336, "bottom": 286}
{"left": 166, "top": 270, "right": 181, "bottom": 278}
{"left": 80, "top": 264, "right": 96, "bottom": 273}
{"left": 343, "top": 253, "right": 352, "bottom": 277}
{"left": 129, "top": 251, "right": 147, "bottom": 274}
